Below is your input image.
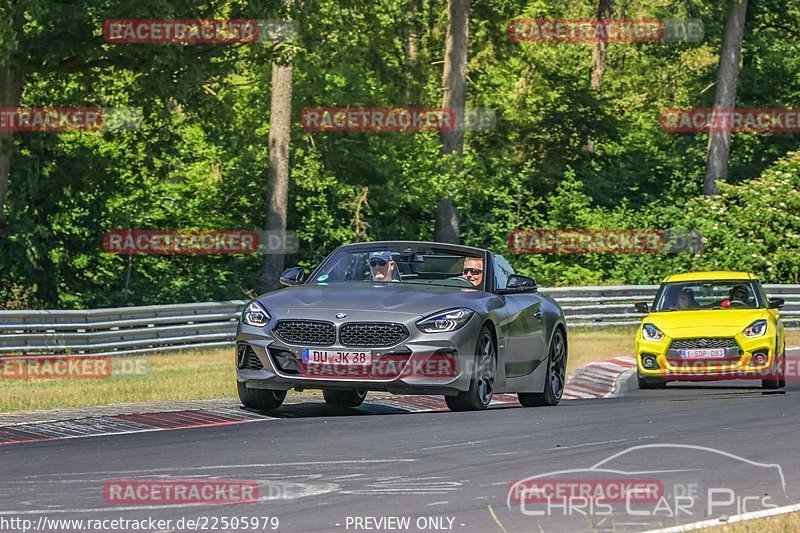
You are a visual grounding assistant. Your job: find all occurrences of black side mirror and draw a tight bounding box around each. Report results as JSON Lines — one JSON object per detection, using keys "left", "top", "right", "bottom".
{"left": 498, "top": 274, "right": 538, "bottom": 295}
{"left": 279, "top": 267, "right": 305, "bottom": 287}
{"left": 634, "top": 302, "right": 649, "bottom": 313}
{"left": 768, "top": 297, "right": 785, "bottom": 309}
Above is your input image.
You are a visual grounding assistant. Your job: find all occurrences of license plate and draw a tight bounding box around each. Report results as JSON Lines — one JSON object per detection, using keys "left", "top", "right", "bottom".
{"left": 680, "top": 348, "right": 726, "bottom": 359}
{"left": 302, "top": 349, "right": 372, "bottom": 366}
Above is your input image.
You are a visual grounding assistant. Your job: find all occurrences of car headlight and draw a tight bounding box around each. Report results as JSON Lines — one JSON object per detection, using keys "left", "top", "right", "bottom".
{"left": 642, "top": 323, "right": 665, "bottom": 341}
{"left": 242, "top": 301, "right": 271, "bottom": 328}
{"left": 416, "top": 308, "right": 475, "bottom": 333}
{"left": 743, "top": 319, "right": 767, "bottom": 338}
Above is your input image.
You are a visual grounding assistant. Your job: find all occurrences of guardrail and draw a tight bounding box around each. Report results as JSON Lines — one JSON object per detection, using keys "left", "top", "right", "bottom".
{"left": 1, "top": 285, "right": 798, "bottom": 356}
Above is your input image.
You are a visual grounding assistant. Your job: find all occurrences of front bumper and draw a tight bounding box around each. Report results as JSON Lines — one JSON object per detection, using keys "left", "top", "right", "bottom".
{"left": 236, "top": 313, "right": 481, "bottom": 395}
{"left": 636, "top": 334, "right": 781, "bottom": 381}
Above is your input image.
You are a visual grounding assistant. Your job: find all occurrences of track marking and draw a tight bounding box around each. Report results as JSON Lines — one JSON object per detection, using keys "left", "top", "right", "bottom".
{"left": 639, "top": 502, "right": 800, "bottom": 532}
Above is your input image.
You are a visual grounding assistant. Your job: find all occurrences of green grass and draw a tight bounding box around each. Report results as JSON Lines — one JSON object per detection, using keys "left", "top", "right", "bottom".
{"left": 1, "top": 329, "right": 797, "bottom": 414}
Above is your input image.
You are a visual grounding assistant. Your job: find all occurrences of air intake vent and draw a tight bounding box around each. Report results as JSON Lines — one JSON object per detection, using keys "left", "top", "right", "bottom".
{"left": 273, "top": 320, "right": 336, "bottom": 346}
{"left": 340, "top": 323, "right": 409, "bottom": 348}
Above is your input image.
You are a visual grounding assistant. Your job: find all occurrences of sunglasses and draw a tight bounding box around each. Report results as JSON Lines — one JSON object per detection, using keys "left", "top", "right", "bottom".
{"left": 463, "top": 268, "right": 483, "bottom": 276}
{"left": 369, "top": 259, "right": 388, "bottom": 267}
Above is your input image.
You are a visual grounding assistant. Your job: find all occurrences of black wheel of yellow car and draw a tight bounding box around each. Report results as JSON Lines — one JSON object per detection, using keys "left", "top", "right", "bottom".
{"left": 637, "top": 374, "right": 667, "bottom": 389}
{"left": 445, "top": 326, "right": 496, "bottom": 412}
{"left": 323, "top": 388, "right": 368, "bottom": 407}
{"left": 237, "top": 381, "right": 287, "bottom": 410}
{"left": 518, "top": 327, "right": 567, "bottom": 407}
{"left": 762, "top": 351, "right": 786, "bottom": 390}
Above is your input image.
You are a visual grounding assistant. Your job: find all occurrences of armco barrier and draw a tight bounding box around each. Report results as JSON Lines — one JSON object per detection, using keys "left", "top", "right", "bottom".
{"left": 0, "top": 286, "right": 797, "bottom": 356}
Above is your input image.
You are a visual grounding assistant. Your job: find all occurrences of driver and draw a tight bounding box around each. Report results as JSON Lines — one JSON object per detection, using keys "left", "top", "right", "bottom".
{"left": 462, "top": 257, "right": 484, "bottom": 287}
{"left": 368, "top": 251, "right": 398, "bottom": 282}
{"left": 721, "top": 284, "right": 751, "bottom": 308}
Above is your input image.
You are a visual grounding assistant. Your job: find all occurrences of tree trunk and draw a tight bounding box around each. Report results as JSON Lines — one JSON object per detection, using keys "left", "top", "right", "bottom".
{"left": 404, "top": 0, "right": 421, "bottom": 102}
{"left": 0, "top": 64, "right": 20, "bottom": 227}
{"left": 260, "top": 4, "right": 294, "bottom": 292}
{"left": 436, "top": 0, "right": 469, "bottom": 244}
{"left": 590, "top": 0, "right": 613, "bottom": 90}
{"left": 705, "top": 0, "right": 747, "bottom": 196}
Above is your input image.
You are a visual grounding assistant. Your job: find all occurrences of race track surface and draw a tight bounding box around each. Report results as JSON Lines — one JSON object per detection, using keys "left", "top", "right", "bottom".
{"left": 1, "top": 372, "right": 798, "bottom": 532}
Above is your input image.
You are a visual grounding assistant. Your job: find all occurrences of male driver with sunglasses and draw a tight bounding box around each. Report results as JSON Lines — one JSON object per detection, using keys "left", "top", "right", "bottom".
{"left": 462, "top": 257, "right": 484, "bottom": 287}
{"left": 368, "top": 251, "right": 398, "bottom": 282}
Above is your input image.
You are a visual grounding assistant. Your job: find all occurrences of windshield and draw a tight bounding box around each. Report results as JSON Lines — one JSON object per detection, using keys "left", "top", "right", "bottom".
{"left": 310, "top": 246, "right": 485, "bottom": 290}
{"left": 653, "top": 280, "right": 764, "bottom": 311}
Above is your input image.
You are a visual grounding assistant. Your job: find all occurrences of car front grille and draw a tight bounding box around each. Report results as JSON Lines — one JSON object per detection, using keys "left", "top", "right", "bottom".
{"left": 237, "top": 344, "right": 263, "bottom": 370}
{"left": 272, "top": 320, "right": 336, "bottom": 346}
{"left": 340, "top": 323, "right": 409, "bottom": 348}
{"left": 670, "top": 338, "right": 739, "bottom": 350}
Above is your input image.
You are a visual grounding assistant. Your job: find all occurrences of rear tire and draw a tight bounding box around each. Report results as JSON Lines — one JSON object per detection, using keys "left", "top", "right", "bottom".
{"left": 518, "top": 328, "right": 567, "bottom": 407}
{"left": 323, "top": 388, "right": 367, "bottom": 407}
{"left": 637, "top": 374, "right": 667, "bottom": 389}
{"left": 237, "top": 381, "right": 287, "bottom": 410}
{"left": 446, "top": 326, "right": 496, "bottom": 412}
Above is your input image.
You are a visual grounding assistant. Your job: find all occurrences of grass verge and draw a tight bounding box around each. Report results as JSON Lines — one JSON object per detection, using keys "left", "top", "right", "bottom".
{"left": 701, "top": 510, "right": 800, "bottom": 532}
{"left": 1, "top": 329, "right": 798, "bottom": 413}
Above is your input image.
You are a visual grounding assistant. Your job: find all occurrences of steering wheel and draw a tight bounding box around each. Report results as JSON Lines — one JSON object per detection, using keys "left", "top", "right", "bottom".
{"left": 445, "top": 276, "right": 477, "bottom": 288}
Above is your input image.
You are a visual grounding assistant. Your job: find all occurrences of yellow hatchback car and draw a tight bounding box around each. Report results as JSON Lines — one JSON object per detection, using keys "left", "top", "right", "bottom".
{"left": 634, "top": 271, "right": 786, "bottom": 390}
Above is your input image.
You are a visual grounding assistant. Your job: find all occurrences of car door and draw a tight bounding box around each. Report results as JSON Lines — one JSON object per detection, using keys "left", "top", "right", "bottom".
{"left": 493, "top": 255, "right": 547, "bottom": 385}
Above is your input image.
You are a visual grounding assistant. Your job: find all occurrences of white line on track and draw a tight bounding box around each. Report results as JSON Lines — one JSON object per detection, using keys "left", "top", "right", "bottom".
{"left": 549, "top": 438, "right": 628, "bottom": 451}
{"left": 11, "top": 459, "right": 417, "bottom": 480}
{"left": 639, "top": 502, "right": 800, "bottom": 532}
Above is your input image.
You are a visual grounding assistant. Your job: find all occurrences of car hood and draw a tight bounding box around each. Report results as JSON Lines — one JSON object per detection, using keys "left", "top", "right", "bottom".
{"left": 645, "top": 309, "right": 769, "bottom": 336}
{"left": 257, "top": 282, "right": 493, "bottom": 317}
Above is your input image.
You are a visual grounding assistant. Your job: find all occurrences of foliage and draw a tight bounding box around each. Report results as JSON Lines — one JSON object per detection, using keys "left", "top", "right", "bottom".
{"left": 1, "top": 0, "right": 799, "bottom": 309}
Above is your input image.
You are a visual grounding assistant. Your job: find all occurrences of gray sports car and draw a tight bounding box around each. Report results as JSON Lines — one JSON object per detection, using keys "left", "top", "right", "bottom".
{"left": 235, "top": 241, "right": 568, "bottom": 412}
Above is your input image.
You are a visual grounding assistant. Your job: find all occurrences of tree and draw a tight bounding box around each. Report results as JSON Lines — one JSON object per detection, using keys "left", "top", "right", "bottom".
{"left": 435, "top": 0, "right": 469, "bottom": 244}
{"left": 0, "top": 4, "right": 23, "bottom": 227}
{"left": 260, "top": 1, "right": 295, "bottom": 291}
{"left": 705, "top": 0, "right": 748, "bottom": 196}
{"left": 590, "top": 0, "right": 613, "bottom": 90}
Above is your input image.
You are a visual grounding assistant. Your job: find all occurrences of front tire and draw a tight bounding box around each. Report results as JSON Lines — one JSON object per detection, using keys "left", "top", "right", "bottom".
{"left": 763, "top": 351, "right": 786, "bottom": 390}
{"left": 518, "top": 327, "right": 567, "bottom": 407}
{"left": 637, "top": 374, "right": 667, "bottom": 389}
{"left": 323, "top": 388, "right": 367, "bottom": 407}
{"left": 446, "top": 326, "right": 496, "bottom": 412}
{"left": 237, "top": 381, "right": 287, "bottom": 410}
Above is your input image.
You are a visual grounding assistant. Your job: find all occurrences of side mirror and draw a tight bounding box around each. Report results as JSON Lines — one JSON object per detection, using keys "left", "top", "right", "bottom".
{"left": 768, "top": 297, "right": 785, "bottom": 309}
{"left": 634, "top": 302, "right": 649, "bottom": 314}
{"left": 498, "top": 274, "right": 538, "bottom": 295}
{"left": 279, "top": 267, "right": 305, "bottom": 287}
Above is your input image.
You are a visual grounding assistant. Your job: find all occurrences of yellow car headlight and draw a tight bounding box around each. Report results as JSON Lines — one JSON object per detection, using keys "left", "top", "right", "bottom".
{"left": 642, "top": 323, "right": 665, "bottom": 341}
{"left": 743, "top": 319, "right": 767, "bottom": 338}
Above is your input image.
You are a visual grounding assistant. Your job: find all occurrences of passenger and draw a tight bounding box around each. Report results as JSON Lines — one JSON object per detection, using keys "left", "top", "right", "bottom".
{"left": 676, "top": 289, "right": 699, "bottom": 309}
{"left": 368, "top": 251, "right": 398, "bottom": 282}
{"left": 462, "top": 257, "right": 484, "bottom": 287}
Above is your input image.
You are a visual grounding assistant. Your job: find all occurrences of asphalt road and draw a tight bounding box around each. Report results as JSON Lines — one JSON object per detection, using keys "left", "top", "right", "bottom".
{"left": 1, "top": 375, "right": 798, "bottom": 533}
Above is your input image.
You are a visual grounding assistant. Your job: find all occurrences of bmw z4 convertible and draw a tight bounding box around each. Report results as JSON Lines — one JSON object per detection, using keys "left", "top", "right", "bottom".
{"left": 236, "top": 241, "right": 568, "bottom": 412}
